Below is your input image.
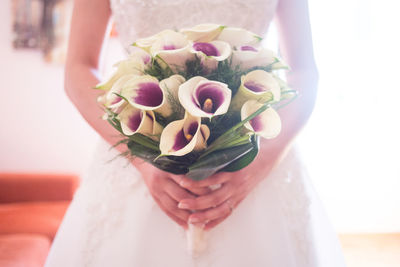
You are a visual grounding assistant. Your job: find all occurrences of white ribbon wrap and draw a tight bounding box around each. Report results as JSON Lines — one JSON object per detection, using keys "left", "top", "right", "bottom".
{"left": 187, "top": 224, "right": 207, "bottom": 257}
{"left": 186, "top": 184, "right": 221, "bottom": 257}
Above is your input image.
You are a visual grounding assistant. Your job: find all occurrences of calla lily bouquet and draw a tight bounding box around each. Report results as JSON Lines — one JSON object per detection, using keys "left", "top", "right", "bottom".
{"left": 97, "top": 24, "right": 297, "bottom": 181}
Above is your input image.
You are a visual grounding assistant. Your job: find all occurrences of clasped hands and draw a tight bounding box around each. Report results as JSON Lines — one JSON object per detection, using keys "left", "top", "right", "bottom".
{"left": 140, "top": 162, "right": 265, "bottom": 230}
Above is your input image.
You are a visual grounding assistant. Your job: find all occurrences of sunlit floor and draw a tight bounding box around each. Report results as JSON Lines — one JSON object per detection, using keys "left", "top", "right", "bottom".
{"left": 339, "top": 233, "right": 400, "bottom": 267}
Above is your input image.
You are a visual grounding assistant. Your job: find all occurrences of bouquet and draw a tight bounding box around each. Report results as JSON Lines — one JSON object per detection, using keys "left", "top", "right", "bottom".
{"left": 96, "top": 24, "right": 296, "bottom": 256}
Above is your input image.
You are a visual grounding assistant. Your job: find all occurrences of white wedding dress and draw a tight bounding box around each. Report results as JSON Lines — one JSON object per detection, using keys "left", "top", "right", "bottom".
{"left": 45, "top": 0, "right": 347, "bottom": 266}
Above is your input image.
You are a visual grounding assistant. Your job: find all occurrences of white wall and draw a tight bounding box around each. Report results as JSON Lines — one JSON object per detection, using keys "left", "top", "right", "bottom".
{"left": 303, "top": 0, "right": 400, "bottom": 232}
{"left": 0, "top": 0, "right": 98, "bottom": 174}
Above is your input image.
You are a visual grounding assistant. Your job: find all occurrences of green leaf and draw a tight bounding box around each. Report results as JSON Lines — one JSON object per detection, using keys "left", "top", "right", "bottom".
{"left": 128, "top": 139, "right": 201, "bottom": 174}
{"left": 106, "top": 114, "right": 123, "bottom": 134}
{"left": 128, "top": 133, "right": 160, "bottom": 151}
{"left": 201, "top": 102, "right": 269, "bottom": 157}
{"left": 220, "top": 135, "right": 259, "bottom": 172}
{"left": 186, "top": 141, "right": 254, "bottom": 181}
{"left": 144, "top": 56, "right": 174, "bottom": 81}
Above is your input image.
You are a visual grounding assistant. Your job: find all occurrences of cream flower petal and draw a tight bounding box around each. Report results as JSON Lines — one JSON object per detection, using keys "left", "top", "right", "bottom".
{"left": 241, "top": 100, "right": 281, "bottom": 139}
{"left": 178, "top": 77, "right": 231, "bottom": 118}
{"left": 155, "top": 44, "right": 195, "bottom": 72}
{"left": 95, "top": 57, "right": 145, "bottom": 91}
{"left": 120, "top": 75, "right": 164, "bottom": 110}
{"left": 118, "top": 106, "right": 162, "bottom": 138}
{"left": 232, "top": 47, "right": 288, "bottom": 70}
{"left": 232, "top": 48, "right": 270, "bottom": 69}
{"left": 159, "top": 113, "right": 208, "bottom": 156}
{"left": 156, "top": 75, "right": 186, "bottom": 117}
{"left": 160, "top": 74, "right": 186, "bottom": 100}
{"left": 242, "top": 70, "right": 280, "bottom": 100}
{"left": 181, "top": 24, "right": 224, "bottom": 42}
{"left": 150, "top": 30, "right": 189, "bottom": 53}
{"left": 128, "top": 49, "right": 152, "bottom": 66}
{"left": 192, "top": 41, "right": 232, "bottom": 71}
{"left": 103, "top": 74, "right": 137, "bottom": 110}
{"left": 194, "top": 124, "right": 210, "bottom": 151}
{"left": 217, "top": 27, "right": 262, "bottom": 47}
{"left": 133, "top": 29, "right": 173, "bottom": 51}
{"left": 231, "top": 70, "right": 280, "bottom": 110}
{"left": 141, "top": 30, "right": 194, "bottom": 71}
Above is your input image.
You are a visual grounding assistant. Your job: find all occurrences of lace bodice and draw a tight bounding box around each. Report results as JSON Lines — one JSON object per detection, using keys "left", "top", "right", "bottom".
{"left": 110, "top": 0, "right": 279, "bottom": 48}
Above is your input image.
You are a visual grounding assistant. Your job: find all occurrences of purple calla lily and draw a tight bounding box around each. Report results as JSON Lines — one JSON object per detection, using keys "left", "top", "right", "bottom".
{"left": 149, "top": 30, "right": 195, "bottom": 71}
{"left": 179, "top": 77, "right": 231, "bottom": 119}
{"left": 231, "top": 70, "right": 280, "bottom": 110}
{"left": 120, "top": 75, "right": 165, "bottom": 110}
{"left": 193, "top": 42, "right": 220, "bottom": 56}
{"left": 118, "top": 105, "right": 163, "bottom": 139}
{"left": 232, "top": 47, "right": 288, "bottom": 70}
{"left": 241, "top": 100, "right": 281, "bottom": 139}
{"left": 216, "top": 27, "right": 262, "bottom": 47}
{"left": 191, "top": 41, "right": 231, "bottom": 71}
{"left": 159, "top": 113, "right": 210, "bottom": 156}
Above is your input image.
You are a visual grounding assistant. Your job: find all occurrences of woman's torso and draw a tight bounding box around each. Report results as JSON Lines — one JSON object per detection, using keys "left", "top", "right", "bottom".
{"left": 110, "top": 0, "right": 279, "bottom": 48}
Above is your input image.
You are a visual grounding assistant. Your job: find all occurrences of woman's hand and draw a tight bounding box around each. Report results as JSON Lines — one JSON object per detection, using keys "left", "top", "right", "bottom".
{"left": 134, "top": 160, "right": 211, "bottom": 229}
{"left": 177, "top": 140, "right": 282, "bottom": 230}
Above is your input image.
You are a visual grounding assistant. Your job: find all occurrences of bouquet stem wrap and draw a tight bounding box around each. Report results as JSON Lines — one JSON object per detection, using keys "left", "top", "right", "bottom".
{"left": 187, "top": 224, "right": 207, "bottom": 257}
{"left": 186, "top": 183, "right": 221, "bottom": 257}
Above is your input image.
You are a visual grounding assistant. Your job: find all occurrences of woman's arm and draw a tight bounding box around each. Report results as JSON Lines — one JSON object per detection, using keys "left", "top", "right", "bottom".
{"left": 65, "top": 0, "right": 121, "bottom": 148}
{"left": 178, "top": 0, "right": 319, "bottom": 229}
{"left": 66, "top": 0, "right": 203, "bottom": 229}
{"left": 274, "top": 0, "right": 319, "bottom": 145}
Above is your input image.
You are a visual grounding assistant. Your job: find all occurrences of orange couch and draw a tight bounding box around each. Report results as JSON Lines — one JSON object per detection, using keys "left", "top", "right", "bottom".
{"left": 0, "top": 173, "right": 79, "bottom": 267}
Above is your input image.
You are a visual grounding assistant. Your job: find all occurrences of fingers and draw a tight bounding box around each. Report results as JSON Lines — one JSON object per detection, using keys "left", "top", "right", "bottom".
{"left": 180, "top": 172, "right": 232, "bottom": 188}
{"left": 185, "top": 186, "right": 213, "bottom": 196}
{"left": 163, "top": 178, "right": 196, "bottom": 202}
{"left": 168, "top": 174, "right": 212, "bottom": 196}
{"left": 156, "top": 193, "right": 191, "bottom": 227}
{"left": 178, "top": 183, "right": 234, "bottom": 210}
{"left": 187, "top": 199, "right": 233, "bottom": 225}
{"left": 153, "top": 197, "right": 188, "bottom": 229}
{"left": 204, "top": 213, "right": 231, "bottom": 230}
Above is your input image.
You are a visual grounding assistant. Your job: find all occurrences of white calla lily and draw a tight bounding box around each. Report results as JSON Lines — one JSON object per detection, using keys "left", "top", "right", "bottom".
{"left": 133, "top": 29, "right": 173, "bottom": 51}
{"left": 232, "top": 47, "right": 288, "bottom": 70}
{"left": 241, "top": 100, "right": 281, "bottom": 139}
{"left": 179, "top": 77, "right": 232, "bottom": 118}
{"left": 181, "top": 24, "right": 225, "bottom": 42}
{"left": 191, "top": 40, "right": 232, "bottom": 71}
{"left": 150, "top": 30, "right": 189, "bottom": 53}
{"left": 149, "top": 30, "right": 194, "bottom": 71}
{"left": 155, "top": 45, "right": 194, "bottom": 72}
{"left": 95, "top": 56, "right": 146, "bottom": 91}
{"left": 118, "top": 106, "right": 163, "bottom": 139}
{"left": 128, "top": 49, "right": 152, "bottom": 66}
{"left": 103, "top": 74, "right": 137, "bottom": 112}
{"left": 231, "top": 70, "right": 280, "bottom": 110}
{"left": 155, "top": 75, "right": 186, "bottom": 117}
{"left": 120, "top": 75, "right": 165, "bottom": 110}
{"left": 217, "top": 27, "right": 262, "bottom": 47}
{"left": 159, "top": 113, "right": 210, "bottom": 156}
{"left": 160, "top": 74, "right": 186, "bottom": 99}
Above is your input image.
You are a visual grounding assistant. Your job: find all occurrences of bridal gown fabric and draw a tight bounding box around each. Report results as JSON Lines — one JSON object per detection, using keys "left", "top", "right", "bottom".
{"left": 45, "top": 0, "right": 347, "bottom": 266}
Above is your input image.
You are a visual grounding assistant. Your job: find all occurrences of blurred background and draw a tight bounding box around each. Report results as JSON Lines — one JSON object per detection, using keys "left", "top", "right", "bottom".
{"left": 0, "top": 0, "right": 399, "bottom": 266}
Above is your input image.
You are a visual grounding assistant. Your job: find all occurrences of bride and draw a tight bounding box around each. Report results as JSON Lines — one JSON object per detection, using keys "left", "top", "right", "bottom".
{"left": 45, "top": 0, "right": 346, "bottom": 266}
